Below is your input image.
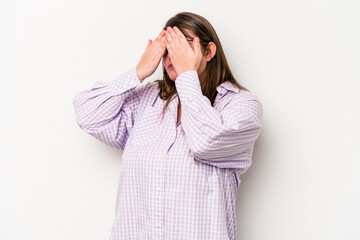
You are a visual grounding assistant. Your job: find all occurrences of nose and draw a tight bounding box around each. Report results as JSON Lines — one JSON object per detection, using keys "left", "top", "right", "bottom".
{"left": 163, "top": 50, "right": 171, "bottom": 63}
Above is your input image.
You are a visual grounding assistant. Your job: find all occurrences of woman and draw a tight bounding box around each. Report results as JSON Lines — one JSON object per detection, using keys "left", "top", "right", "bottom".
{"left": 73, "top": 12, "right": 263, "bottom": 240}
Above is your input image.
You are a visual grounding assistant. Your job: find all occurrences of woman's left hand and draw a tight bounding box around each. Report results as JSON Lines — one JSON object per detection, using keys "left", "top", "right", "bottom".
{"left": 164, "top": 26, "right": 203, "bottom": 76}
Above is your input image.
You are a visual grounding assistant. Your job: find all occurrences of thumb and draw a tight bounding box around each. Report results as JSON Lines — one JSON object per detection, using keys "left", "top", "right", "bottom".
{"left": 147, "top": 39, "right": 152, "bottom": 47}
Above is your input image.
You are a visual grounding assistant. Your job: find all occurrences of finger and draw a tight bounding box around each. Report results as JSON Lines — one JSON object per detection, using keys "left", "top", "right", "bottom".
{"left": 155, "top": 29, "right": 166, "bottom": 41}
{"left": 173, "top": 26, "right": 188, "bottom": 45}
{"left": 166, "top": 27, "right": 180, "bottom": 45}
{"left": 165, "top": 30, "right": 174, "bottom": 48}
{"left": 160, "top": 35, "right": 166, "bottom": 43}
{"left": 154, "top": 33, "right": 166, "bottom": 49}
{"left": 159, "top": 36, "right": 166, "bottom": 49}
{"left": 159, "top": 37, "right": 166, "bottom": 51}
{"left": 164, "top": 38, "right": 172, "bottom": 55}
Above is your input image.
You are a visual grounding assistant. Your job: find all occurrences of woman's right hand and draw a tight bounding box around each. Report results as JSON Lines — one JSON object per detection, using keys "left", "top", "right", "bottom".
{"left": 136, "top": 30, "right": 166, "bottom": 81}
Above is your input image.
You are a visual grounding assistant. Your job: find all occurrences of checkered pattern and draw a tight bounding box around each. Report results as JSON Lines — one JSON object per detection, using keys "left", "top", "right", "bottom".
{"left": 73, "top": 67, "right": 263, "bottom": 240}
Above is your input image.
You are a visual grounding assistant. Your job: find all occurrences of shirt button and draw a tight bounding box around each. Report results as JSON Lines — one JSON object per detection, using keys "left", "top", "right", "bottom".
{"left": 159, "top": 154, "right": 163, "bottom": 158}
{"left": 157, "top": 187, "right": 161, "bottom": 192}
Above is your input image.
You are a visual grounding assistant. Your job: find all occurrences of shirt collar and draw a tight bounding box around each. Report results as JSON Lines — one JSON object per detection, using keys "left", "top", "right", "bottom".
{"left": 152, "top": 81, "right": 240, "bottom": 107}
{"left": 216, "top": 81, "right": 241, "bottom": 95}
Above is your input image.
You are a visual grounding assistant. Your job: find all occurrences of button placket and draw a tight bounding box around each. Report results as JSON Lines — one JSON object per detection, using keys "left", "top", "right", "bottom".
{"left": 154, "top": 151, "right": 165, "bottom": 238}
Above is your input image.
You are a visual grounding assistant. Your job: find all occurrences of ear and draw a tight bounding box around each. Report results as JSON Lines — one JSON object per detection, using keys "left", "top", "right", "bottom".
{"left": 205, "top": 42, "right": 216, "bottom": 62}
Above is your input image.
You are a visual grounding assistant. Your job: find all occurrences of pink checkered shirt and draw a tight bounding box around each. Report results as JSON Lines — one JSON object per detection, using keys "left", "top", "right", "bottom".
{"left": 73, "top": 67, "right": 263, "bottom": 239}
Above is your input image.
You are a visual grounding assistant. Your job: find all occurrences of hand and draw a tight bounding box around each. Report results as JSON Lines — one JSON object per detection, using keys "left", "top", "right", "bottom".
{"left": 164, "top": 26, "right": 202, "bottom": 76}
{"left": 136, "top": 30, "right": 167, "bottom": 80}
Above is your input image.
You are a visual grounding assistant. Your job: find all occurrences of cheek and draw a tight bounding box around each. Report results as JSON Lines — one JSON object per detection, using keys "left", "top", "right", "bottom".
{"left": 198, "top": 59, "right": 207, "bottom": 72}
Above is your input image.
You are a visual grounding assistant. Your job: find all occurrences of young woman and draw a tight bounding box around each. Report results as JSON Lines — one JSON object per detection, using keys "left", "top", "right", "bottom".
{"left": 73, "top": 12, "right": 263, "bottom": 240}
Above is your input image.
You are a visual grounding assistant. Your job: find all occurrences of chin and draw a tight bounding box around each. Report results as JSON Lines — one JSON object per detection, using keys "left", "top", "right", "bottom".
{"left": 166, "top": 71, "right": 178, "bottom": 81}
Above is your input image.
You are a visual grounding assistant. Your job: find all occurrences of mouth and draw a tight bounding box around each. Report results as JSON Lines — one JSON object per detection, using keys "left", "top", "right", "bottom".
{"left": 168, "top": 64, "right": 174, "bottom": 69}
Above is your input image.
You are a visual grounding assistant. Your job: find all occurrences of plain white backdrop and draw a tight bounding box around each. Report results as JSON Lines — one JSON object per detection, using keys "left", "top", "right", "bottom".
{"left": 1, "top": 0, "right": 359, "bottom": 239}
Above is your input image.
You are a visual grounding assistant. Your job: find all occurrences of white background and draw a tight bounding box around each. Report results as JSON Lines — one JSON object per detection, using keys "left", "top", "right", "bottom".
{"left": 1, "top": 0, "right": 359, "bottom": 239}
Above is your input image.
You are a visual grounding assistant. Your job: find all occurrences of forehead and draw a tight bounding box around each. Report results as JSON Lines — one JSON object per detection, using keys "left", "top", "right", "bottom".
{"left": 164, "top": 26, "right": 196, "bottom": 38}
{"left": 181, "top": 29, "right": 196, "bottom": 38}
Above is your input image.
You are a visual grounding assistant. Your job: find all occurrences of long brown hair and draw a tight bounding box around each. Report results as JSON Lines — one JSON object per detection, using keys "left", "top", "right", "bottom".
{"left": 155, "top": 12, "right": 249, "bottom": 118}
{"left": 155, "top": 12, "right": 250, "bottom": 164}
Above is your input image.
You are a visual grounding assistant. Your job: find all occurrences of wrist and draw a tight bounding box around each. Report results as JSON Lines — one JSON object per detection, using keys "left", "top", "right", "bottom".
{"left": 177, "top": 68, "right": 197, "bottom": 76}
{"left": 136, "top": 65, "right": 145, "bottom": 81}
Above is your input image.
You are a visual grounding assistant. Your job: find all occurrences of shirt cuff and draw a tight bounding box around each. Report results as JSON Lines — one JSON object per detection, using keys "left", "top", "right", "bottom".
{"left": 109, "top": 67, "right": 143, "bottom": 95}
{"left": 174, "top": 70, "right": 202, "bottom": 102}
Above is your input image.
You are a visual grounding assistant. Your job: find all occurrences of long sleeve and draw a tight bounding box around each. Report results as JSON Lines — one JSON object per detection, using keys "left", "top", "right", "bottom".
{"left": 175, "top": 70, "right": 263, "bottom": 170}
{"left": 72, "top": 67, "right": 147, "bottom": 150}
